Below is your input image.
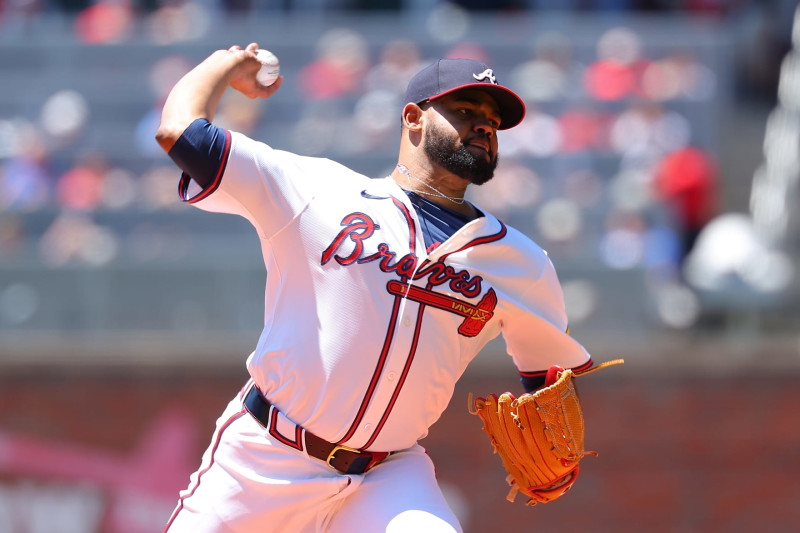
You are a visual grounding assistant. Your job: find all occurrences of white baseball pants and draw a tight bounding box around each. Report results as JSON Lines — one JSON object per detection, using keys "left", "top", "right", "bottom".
{"left": 163, "top": 390, "right": 462, "bottom": 533}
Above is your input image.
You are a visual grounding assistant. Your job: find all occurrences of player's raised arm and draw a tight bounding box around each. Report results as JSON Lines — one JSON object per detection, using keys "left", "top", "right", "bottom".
{"left": 155, "top": 43, "right": 283, "bottom": 153}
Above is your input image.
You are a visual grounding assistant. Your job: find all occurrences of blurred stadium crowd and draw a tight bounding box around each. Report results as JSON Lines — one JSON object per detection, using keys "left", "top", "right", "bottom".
{"left": 0, "top": 1, "right": 797, "bottom": 350}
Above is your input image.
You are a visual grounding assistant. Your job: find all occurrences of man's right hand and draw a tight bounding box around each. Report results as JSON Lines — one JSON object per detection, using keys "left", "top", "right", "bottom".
{"left": 227, "top": 43, "right": 284, "bottom": 99}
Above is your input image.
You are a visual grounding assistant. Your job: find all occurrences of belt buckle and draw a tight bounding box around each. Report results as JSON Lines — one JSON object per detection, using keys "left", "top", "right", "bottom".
{"left": 326, "top": 445, "right": 382, "bottom": 475}
{"left": 326, "top": 444, "right": 361, "bottom": 470}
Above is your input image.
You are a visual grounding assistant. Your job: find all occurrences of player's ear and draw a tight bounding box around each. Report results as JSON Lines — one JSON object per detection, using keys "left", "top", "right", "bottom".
{"left": 402, "top": 103, "right": 424, "bottom": 132}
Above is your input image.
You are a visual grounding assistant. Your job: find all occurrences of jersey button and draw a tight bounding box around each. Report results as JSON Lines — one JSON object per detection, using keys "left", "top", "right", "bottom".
{"left": 387, "top": 371, "right": 396, "bottom": 381}
{"left": 363, "top": 423, "right": 372, "bottom": 431}
{"left": 402, "top": 317, "right": 411, "bottom": 326}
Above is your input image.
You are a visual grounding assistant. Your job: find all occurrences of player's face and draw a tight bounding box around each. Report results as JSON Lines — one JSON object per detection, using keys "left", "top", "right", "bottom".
{"left": 423, "top": 91, "right": 501, "bottom": 186}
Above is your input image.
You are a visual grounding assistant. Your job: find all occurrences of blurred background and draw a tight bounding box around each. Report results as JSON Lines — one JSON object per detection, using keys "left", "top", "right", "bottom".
{"left": 0, "top": 1, "right": 798, "bottom": 532}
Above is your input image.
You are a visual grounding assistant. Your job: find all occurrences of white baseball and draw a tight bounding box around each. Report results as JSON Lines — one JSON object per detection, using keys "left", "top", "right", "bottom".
{"left": 255, "top": 49, "right": 280, "bottom": 86}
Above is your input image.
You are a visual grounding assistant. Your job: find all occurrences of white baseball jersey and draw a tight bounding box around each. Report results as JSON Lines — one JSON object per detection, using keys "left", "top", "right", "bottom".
{"left": 180, "top": 129, "right": 591, "bottom": 453}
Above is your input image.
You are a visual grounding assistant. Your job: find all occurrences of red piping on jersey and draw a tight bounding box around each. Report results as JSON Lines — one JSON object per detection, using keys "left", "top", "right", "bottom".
{"left": 163, "top": 408, "right": 247, "bottom": 532}
{"left": 179, "top": 128, "right": 231, "bottom": 204}
{"left": 438, "top": 220, "right": 508, "bottom": 262}
{"left": 360, "top": 298, "right": 425, "bottom": 449}
{"left": 336, "top": 294, "right": 403, "bottom": 445}
{"left": 392, "top": 197, "right": 417, "bottom": 252}
{"left": 336, "top": 199, "right": 417, "bottom": 445}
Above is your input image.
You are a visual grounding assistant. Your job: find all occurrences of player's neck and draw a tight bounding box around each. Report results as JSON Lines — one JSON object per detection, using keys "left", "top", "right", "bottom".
{"left": 392, "top": 163, "right": 477, "bottom": 217}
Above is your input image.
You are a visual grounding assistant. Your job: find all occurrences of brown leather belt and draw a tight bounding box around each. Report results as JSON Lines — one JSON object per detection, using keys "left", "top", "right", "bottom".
{"left": 243, "top": 385, "right": 389, "bottom": 475}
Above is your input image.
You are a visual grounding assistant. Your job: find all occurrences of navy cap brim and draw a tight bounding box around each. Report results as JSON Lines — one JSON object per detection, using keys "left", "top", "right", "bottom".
{"left": 425, "top": 83, "right": 526, "bottom": 130}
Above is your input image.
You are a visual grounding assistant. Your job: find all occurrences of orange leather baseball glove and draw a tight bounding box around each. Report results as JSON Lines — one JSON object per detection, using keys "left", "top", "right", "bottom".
{"left": 469, "top": 359, "right": 624, "bottom": 506}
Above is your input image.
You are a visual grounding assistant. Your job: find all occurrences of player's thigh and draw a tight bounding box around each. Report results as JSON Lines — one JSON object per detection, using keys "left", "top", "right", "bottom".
{"left": 166, "top": 398, "right": 350, "bottom": 533}
{"left": 328, "top": 445, "right": 462, "bottom": 533}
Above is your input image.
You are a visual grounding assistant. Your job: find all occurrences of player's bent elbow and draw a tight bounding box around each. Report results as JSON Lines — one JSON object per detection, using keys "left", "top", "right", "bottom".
{"left": 154, "top": 122, "right": 182, "bottom": 154}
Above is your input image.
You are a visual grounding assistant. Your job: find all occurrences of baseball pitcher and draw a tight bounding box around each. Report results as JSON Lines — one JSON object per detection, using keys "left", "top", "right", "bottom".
{"left": 155, "top": 42, "right": 617, "bottom": 533}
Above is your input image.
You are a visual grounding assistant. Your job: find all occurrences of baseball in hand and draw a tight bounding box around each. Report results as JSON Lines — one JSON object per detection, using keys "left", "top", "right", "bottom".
{"left": 255, "top": 49, "right": 280, "bottom": 86}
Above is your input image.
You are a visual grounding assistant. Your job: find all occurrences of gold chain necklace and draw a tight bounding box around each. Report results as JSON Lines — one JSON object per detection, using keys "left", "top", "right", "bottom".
{"left": 396, "top": 164, "right": 466, "bottom": 205}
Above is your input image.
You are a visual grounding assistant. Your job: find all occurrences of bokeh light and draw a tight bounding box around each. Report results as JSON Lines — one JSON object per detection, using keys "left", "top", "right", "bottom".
{"left": 40, "top": 90, "right": 89, "bottom": 143}
{"left": 427, "top": 2, "right": 470, "bottom": 43}
{"left": 536, "top": 198, "right": 582, "bottom": 243}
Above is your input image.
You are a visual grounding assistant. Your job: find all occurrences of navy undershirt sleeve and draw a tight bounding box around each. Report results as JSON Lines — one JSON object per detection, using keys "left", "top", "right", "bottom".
{"left": 520, "top": 374, "right": 547, "bottom": 393}
{"left": 168, "top": 118, "right": 229, "bottom": 189}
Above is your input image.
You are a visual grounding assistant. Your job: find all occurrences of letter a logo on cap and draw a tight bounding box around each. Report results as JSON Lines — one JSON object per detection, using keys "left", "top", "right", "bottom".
{"left": 404, "top": 59, "right": 525, "bottom": 129}
{"left": 472, "top": 69, "right": 497, "bottom": 85}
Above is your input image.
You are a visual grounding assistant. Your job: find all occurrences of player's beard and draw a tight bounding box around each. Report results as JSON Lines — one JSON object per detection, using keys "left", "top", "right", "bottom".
{"left": 423, "top": 122, "right": 498, "bottom": 186}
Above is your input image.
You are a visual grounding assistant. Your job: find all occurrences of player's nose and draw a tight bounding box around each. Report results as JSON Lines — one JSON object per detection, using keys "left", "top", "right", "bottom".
{"left": 473, "top": 117, "right": 496, "bottom": 138}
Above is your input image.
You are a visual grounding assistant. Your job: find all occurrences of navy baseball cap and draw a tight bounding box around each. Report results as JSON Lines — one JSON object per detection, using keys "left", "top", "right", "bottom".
{"left": 404, "top": 58, "right": 526, "bottom": 130}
